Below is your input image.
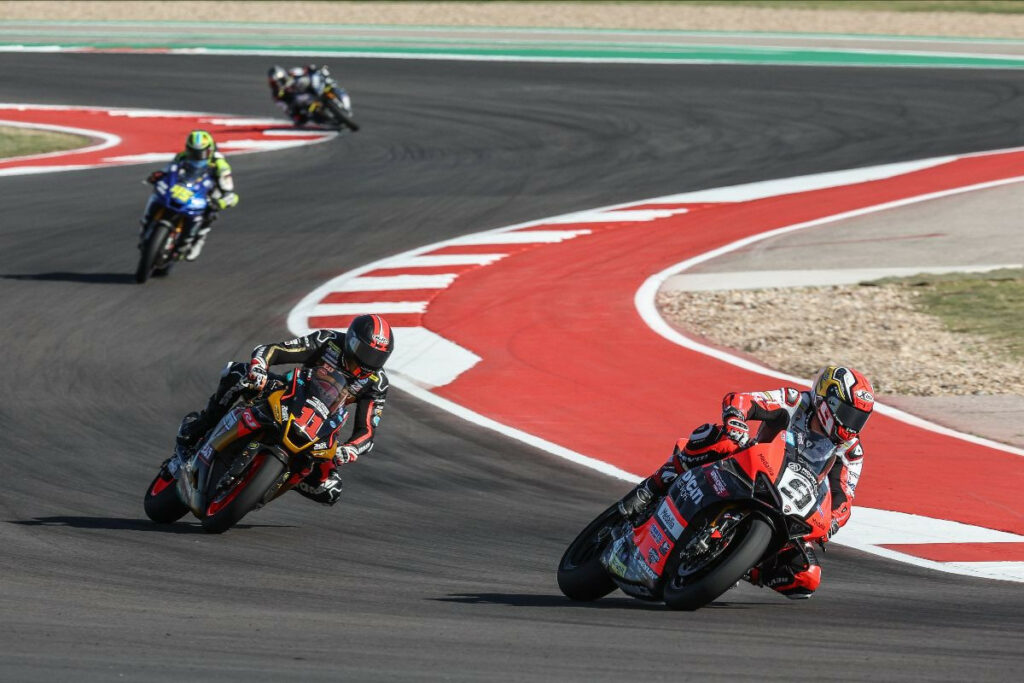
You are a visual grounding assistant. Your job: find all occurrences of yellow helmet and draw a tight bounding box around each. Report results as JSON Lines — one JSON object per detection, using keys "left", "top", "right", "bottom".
{"left": 184, "top": 130, "right": 215, "bottom": 166}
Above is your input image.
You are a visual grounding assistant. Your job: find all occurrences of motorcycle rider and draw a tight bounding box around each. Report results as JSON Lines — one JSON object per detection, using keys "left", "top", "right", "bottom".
{"left": 268, "top": 64, "right": 324, "bottom": 126}
{"left": 174, "top": 315, "right": 394, "bottom": 506}
{"left": 143, "top": 130, "right": 239, "bottom": 261}
{"left": 617, "top": 365, "right": 874, "bottom": 599}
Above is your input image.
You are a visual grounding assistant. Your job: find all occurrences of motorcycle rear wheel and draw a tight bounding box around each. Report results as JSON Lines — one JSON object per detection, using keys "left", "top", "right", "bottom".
{"left": 143, "top": 465, "right": 189, "bottom": 523}
{"left": 557, "top": 504, "right": 622, "bottom": 601}
{"left": 662, "top": 516, "right": 772, "bottom": 611}
{"left": 135, "top": 222, "right": 170, "bottom": 284}
{"left": 201, "top": 452, "right": 285, "bottom": 534}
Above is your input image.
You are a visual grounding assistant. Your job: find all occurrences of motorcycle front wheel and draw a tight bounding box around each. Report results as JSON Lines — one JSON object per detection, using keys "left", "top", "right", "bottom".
{"left": 135, "top": 222, "right": 170, "bottom": 284}
{"left": 326, "top": 98, "right": 360, "bottom": 131}
{"left": 557, "top": 504, "right": 622, "bottom": 601}
{"left": 143, "top": 463, "right": 189, "bottom": 523}
{"left": 661, "top": 516, "right": 772, "bottom": 611}
{"left": 201, "top": 452, "right": 285, "bottom": 534}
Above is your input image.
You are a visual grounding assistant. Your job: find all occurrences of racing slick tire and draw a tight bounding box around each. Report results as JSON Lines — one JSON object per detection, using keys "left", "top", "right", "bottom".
{"left": 557, "top": 504, "right": 622, "bottom": 601}
{"left": 135, "top": 222, "right": 169, "bottom": 284}
{"left": 662, "top": 516, "right": 773, "bottom": 611}
{"left": 143, "top": 464, "right": 189, "bottom": 523}
{"left": 326, "top": 98, "right": 360, "bottom": 132}
{"left": 201, "top": 452, "right": 285, "bottom": 534}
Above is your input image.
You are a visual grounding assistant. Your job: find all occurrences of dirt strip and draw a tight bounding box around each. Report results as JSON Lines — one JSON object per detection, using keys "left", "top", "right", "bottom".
{"left": 4, "top": 1, "right": 1024, "bottom": 39}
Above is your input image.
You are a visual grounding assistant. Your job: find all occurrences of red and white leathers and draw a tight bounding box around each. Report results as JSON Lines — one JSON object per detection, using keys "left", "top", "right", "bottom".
{"left": 640, "top": 387, "right": 865, "bottom": 599}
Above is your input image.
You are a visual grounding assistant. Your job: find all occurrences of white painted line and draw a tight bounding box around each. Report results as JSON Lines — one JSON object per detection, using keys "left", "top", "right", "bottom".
{"left": 0, "top": 164, "right": 94, "bottom": 176}
{"left": 545, "top": 208, "right": 689, "bottom": 223}
{"left": 102, "top": 152, "right": 178, "bottom": 163}
{"left": 336, "top": 274, "right": 457, "bottom": 291}
{"left": 387, "top": 254, "right": 507, "bottom": 267}
{"left": 388, "top": 327, "right": 482, "bottom": 389}
{"left": 311, "top": 302, "right": 427, "bottom": 315}
{"left": 202, "top": 117, "right": 287, "bottom": 126}
{"left": 842, "top": 508, "right": 1024, "bottom": 546}
{"left": 660, "top": 264, "right": 1023, "bottom": 292}
{"left": 447, "top": 229, "right": 591, "bottom": 245}
{"left": 215, "top": 139, "right": 317, "bottom": 151}
{"left": 657, "top": 157, "right": 957, "bottom": 203}
{"left": 941, "top": 562, "right": 1024, "bottom": 583}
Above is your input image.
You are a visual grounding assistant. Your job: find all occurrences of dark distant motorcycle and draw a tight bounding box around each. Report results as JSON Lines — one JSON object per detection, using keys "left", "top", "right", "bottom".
{"left": 557, "top": 429, "right": 835, "bottom": 610}
{"left": 143, "top": 368, "right": 350, "bottom": 533}
{"left": 287, "top": 66, "right": 359, "bottom": 131}
{"left": 135, "top": 162, "right": 212, "bottom": 283}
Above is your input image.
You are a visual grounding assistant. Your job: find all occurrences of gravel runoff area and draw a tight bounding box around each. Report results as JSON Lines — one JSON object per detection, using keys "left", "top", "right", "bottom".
{"left": 5, "top": 1, "right": 1024, "bottom": 39}
{"left": 658, "top": 286, "right": 1024, "bottom": 397}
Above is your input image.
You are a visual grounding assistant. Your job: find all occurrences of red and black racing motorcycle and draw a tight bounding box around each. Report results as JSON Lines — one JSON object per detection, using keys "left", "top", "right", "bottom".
{"left": 557, "top": 429, "right": 834, "bottom": 610}
{"left": 143, "top": 367, "right": 351, "bottom": 533}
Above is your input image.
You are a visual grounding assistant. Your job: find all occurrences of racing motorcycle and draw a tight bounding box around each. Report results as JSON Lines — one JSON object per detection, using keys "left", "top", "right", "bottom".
{"left": 143, "top": 367, "right": 351, "bottom": 533}
{"left": 294, "top": 66, "right": 359, "bottom": 132}
{"left": 557, "top": 429, "right": 834, "bottom": 610}
{"left": 135, "top": 162, "right": 212, "bottom": 283}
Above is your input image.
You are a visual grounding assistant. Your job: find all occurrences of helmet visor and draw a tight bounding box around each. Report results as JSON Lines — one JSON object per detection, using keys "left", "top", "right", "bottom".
{"left": 345, "top": 334, "right": 389, "bottom": 373}
{"left": 829, "top": 397, "right": 871, "bottom": 435}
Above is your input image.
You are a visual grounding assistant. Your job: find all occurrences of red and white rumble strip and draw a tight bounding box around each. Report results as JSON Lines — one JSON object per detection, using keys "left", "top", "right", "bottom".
{"left": 289, "top": 148, "right": 1024, "bottom": 583}
{"left": 0, "top": 104, "right": 335, "bottom": 175}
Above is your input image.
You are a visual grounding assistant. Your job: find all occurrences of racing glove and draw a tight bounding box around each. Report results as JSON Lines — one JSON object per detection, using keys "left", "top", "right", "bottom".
{"left": 722, "top": 406, "right": 751, "bottom": 446}
{"left": 333, "top": 445, "right": 359, "bottom": 466}
{"left": 244, "top": 357, "right": 268, "bottom": 391}
{"left": 145, "top": 170, "right": 165, "bottom": 185}
{"left": 216, "top": 193, "right": 239, "bottom": 210}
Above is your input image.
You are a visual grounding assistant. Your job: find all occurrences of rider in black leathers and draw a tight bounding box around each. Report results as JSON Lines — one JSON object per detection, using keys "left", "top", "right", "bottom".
{"left": 176, "top": 315, "right": 394, "bottom": 505}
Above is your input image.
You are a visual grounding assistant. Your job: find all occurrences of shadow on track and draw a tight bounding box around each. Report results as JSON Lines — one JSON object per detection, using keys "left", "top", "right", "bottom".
{"left": 435, "top": 592, "right": 770, "bottom": 611}
{"left": 2, "top": 272, "right": 135, "bottom": 284}
{"left": 8, "top": 516, "right": 296, "bottom": 533}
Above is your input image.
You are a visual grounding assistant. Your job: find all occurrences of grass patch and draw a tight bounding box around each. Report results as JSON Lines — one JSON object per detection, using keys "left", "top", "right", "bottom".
{"left": 864, "top": 268, "right": 1024, "bottom": 360}
{"left": 0, "top": 125, "right": 92, "bottom": 159}
{"left": 688, "top": 1, "right": 1024, "bottom": 13}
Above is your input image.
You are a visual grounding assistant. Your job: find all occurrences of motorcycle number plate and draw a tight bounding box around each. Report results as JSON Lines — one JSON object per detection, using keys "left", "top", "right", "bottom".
{"left": 170, "top": 184, "right": 194, "bottom": 202}
{"left": 777, "top": 466, "right": 818, "bottom": 517}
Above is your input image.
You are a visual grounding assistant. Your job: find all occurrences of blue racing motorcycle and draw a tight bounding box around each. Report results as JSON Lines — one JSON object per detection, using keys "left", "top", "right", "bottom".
{"left": 135, "top": 162, "right": 213, "bottom": 283}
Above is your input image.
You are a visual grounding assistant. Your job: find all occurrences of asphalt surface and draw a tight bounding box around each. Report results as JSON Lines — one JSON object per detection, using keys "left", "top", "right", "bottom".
{"left": 1, "top": 53, "right": 1023, "bottom": 681}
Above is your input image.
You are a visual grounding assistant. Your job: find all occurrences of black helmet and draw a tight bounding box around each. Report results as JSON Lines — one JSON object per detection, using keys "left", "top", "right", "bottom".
{"left": 342, "top": 314, "right": 394, "bottom": 377}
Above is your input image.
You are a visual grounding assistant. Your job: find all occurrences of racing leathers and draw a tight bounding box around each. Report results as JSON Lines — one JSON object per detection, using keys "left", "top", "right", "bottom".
{"left": 270, "top": 65, "right": 323, "bottom": 125}
{"left": 621, "top": 387, "right": 864, "bottom": 599}
{"left": 142, "top": 151, "right": 238, "bottom": 260}
{"left": 177, "top": 330, "right": 389, "bottom": 506}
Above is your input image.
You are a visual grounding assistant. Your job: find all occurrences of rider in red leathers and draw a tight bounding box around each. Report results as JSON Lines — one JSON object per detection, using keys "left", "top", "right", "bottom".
{"left": 617, "top": 365, "right": 874, "bottom": 599}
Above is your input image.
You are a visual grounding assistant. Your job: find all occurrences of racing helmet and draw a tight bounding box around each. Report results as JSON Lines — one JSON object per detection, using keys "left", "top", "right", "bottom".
{"left": 183, "top": 130, "right": 214, "bottom": 168}
{"left": 342, "top": 314, "right": 395, "bottom": 378}
{"left": 811, "top": 365, "right": 874, "bottom": 443}
{"left": 267, "top": 65, "right": 293, "bottom": 91}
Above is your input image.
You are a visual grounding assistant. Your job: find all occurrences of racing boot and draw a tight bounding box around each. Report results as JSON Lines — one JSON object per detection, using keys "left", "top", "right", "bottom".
{"left": 295, "top": 463, "right": 343, "bottom": 506}
{"left": 186, "top": 227, "right": 211, "bottom": 262}
{"left": 754, "top": 541, "right": 822, "bottom": 600}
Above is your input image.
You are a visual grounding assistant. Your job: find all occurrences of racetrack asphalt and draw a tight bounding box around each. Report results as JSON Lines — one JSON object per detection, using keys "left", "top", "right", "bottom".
{"left": 1, "top": 53, "right": 1023, "bottom": 681}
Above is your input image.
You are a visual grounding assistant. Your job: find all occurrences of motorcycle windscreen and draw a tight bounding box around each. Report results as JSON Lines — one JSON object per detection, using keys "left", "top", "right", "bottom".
{"left": 784, "top": 430, "right": 836, "bottom": 482}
